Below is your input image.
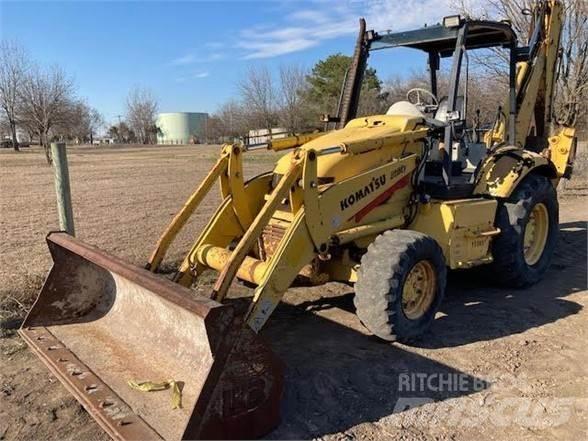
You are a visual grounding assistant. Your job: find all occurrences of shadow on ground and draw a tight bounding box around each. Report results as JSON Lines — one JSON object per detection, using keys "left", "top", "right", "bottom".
{"left": 263, "top": 222, "right": 586, "bottom": 439}
{"left": 264, "top": 300, "right": 489, "bottom": 439}
{"left": 423, "top": 221, "right": 586, "bottom": 348}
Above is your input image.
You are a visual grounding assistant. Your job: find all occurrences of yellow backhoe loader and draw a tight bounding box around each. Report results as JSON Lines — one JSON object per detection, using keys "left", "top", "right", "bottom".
{"left": 21, "top": 1, "right": 577, "bottom": 439}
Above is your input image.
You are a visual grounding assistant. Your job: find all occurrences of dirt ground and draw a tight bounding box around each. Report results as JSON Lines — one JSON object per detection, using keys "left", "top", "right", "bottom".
{"left": 1, "top": 145, "right": 587, "bottom": 440}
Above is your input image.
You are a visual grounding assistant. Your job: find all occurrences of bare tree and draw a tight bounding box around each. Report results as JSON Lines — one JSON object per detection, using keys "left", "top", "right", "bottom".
{"left": 278, "top": 64, "right": 310, "bottom": 133}
{"left": 384, "top": 72, "right": 431, "bottom": 104}
{"left": 453, "top": 0, "right": 588, "bottom": 129}
{"left": 213, "top": 100, "right": 249, "bottom": 140}
{"left": 357, "top": 87, "right": 395, "bottom": 117}
{"left": 0, "top": 41, "right": 29, "bottom": 151}
{"left": 204, "top": 115, "right": 224, "bottom": 143}
{"left": 557, "top": 0, "right": 588, "bottom": 127}
{"left": 57, "top": 100, "right": 104, "bottom": 144}
{"left": 238, "top": 66, "right": 278, "bottom": 131}
{"left": 87, "top": 107, "right": 104, "bottom": 144}
{"left": 19, "top": 65, "right": 75, "bottom": 163}
{"left": 126, "top": 87, "right": 158, "bottom": 144}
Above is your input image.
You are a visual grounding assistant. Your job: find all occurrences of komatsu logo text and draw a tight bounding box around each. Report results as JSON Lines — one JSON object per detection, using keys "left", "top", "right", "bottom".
{"left": 339, "top": 166, "right": 407, "bottom": 211}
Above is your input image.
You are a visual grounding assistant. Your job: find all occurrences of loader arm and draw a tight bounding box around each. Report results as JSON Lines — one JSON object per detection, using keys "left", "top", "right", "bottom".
{"left": 164, "top": 142, "right": 417, "bottom": 331}
{"left": 145, "top": 150, "right": 231, "bottom": 272}
{"left": 146, "top": 132, "right": 325, "bottom": 274}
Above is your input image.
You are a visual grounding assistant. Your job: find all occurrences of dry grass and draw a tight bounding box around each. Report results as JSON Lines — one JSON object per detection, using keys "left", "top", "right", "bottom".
{"left": 1, "top": 140, "right": 586, "bottom": 323}
{"left": 0, "top": 144, "right": 279, "bottom": 323}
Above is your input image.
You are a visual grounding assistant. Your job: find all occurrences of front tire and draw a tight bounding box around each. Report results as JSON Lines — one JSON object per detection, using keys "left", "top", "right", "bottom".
{"left": 489, "top": 173, "right": 558, "bottom": 287}
{"left": 354, "top": 230, "right": 447, "bottom": 343}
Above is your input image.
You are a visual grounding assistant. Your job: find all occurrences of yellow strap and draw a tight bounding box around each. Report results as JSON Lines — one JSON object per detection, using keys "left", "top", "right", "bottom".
{"left": 128, "top": 379, "right": 182, "bottom": 409}
{"left": 170, "top": 381, "right": 182, "bottom": 410}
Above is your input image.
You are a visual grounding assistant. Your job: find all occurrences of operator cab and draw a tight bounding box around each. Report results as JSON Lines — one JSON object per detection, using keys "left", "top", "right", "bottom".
{"left": 372, "top": 17, "right": 518, "bottom": 198}
{"left": 335, "top": 15, "right": 522, "bottom": 199}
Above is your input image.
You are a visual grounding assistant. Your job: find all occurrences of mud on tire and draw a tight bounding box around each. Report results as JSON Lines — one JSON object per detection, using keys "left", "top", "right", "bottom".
{"left": 354, "top": 230, "right": 447, "bottom": 343}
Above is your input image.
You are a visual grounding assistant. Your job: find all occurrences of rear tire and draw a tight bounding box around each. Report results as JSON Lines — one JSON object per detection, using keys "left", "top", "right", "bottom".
{"left": 354, "top": 230, "right": 447, "bottom": 343}
{"left": 489, "top": 173, "right": 558, "bottom": 287}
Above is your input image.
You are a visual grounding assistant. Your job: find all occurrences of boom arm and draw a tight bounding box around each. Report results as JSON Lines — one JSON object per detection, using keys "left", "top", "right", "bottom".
{"left": 487, "top": 0, "right": 564, "bottom": 147}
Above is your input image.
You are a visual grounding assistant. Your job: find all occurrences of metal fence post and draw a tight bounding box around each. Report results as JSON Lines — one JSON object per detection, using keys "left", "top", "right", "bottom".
{"left": 51, "top": 142, "right": 75, "bottom": 236}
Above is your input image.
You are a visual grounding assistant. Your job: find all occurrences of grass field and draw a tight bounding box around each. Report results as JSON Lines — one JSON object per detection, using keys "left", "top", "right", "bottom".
{"left": 0, "top": 144, "right": 280, "bottom": 321}
{"left": 2, "top": 142, "right": 585, "bottom": 322}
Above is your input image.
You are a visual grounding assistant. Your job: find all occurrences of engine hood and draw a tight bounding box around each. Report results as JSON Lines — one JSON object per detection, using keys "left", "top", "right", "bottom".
{"left": 273, "top": 114, "right": 425, "bottom": 182}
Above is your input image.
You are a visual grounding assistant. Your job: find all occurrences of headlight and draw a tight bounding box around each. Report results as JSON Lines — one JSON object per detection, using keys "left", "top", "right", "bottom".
{"left": 443, "top": 15, "right": 461, "bottom": 28}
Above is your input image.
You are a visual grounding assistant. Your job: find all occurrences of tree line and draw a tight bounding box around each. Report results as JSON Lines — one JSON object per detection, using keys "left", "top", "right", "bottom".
{"left": 106, "top": 88, "right": 160, "bottom": 145}
{"left": 2, "top": 0, "right": 584, "bottom": 159}
{"left": 0, "top": 41, "right": 104, "bottom": 162}
{"left": 207, "top": 0, "right": 586, "bottom": 142}
{"left": 206, "top": 55, "right": 389, "bottom": 143}
{"left": 205, "top": 54, "right": 509, "bottom": 143}
{"left": 0, "top": 41, "right": 160, "bottom": 162}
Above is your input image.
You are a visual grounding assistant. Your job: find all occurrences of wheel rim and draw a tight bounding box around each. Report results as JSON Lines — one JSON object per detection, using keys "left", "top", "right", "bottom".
{"left": 402, "top": 260, "right": 437, "bottom": 320}
{"left": 523, "top": 202, "right": 549, "bottom": 266}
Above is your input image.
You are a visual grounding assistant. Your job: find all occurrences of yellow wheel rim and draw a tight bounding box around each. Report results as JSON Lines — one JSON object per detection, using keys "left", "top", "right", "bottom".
{"left": 523, "top": 202, "right": 549, "bottom": 266}
{"left": 402, "top": 260, "right": 437, "bottom": 320}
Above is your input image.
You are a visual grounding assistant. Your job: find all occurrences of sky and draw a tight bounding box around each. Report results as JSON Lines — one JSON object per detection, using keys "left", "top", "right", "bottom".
{"left": 0, "top": 0, "right": 460, "bottom": 125}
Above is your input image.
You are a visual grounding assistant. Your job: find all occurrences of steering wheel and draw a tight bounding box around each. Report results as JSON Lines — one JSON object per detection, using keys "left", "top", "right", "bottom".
{"left": 406, "top": 88, "right": 439, "bottom": 107}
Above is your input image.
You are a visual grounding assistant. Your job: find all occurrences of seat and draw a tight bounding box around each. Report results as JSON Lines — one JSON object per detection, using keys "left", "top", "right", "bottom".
{"left": 386, "top": 101, "right": 426, "bottom": 117}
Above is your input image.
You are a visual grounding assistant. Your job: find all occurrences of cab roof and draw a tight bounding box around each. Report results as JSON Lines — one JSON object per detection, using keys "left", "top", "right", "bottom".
{"left": 370, "top": 20, "right": 517, "bottom": 57}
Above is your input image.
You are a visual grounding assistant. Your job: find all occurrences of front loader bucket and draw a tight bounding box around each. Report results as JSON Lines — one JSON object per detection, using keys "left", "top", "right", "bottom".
{"left": 19, "top": 232, "right": 283, "bottom": 440}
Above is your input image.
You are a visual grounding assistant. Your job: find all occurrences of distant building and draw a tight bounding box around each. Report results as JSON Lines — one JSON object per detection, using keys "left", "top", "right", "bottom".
{"left": 92, "top": 137, "right": 115, "bottom": 145}
{"left": 157, "top": 112, "right": 208, "bottom": 145}
{"left": 1, "top": 128, "right": 28, "bottom": 143}
{"left": 1, "top": 128, "right": 32, "bottom": 147}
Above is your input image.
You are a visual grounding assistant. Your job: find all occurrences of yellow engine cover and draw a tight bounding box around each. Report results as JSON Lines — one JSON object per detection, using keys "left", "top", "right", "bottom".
{"left": 273, "top": 114, "right": 426, "bottom": 183}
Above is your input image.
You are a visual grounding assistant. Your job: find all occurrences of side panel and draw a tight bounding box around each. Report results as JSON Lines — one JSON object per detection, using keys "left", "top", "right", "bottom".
{"left": 473, "top": 147, "right": 555, "bottom": 198}
{"left": 318, "top": 154, "right": 417, "bottom": 233}
{"left": 410, "top": 199, "right": 498, "bottom": 269}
